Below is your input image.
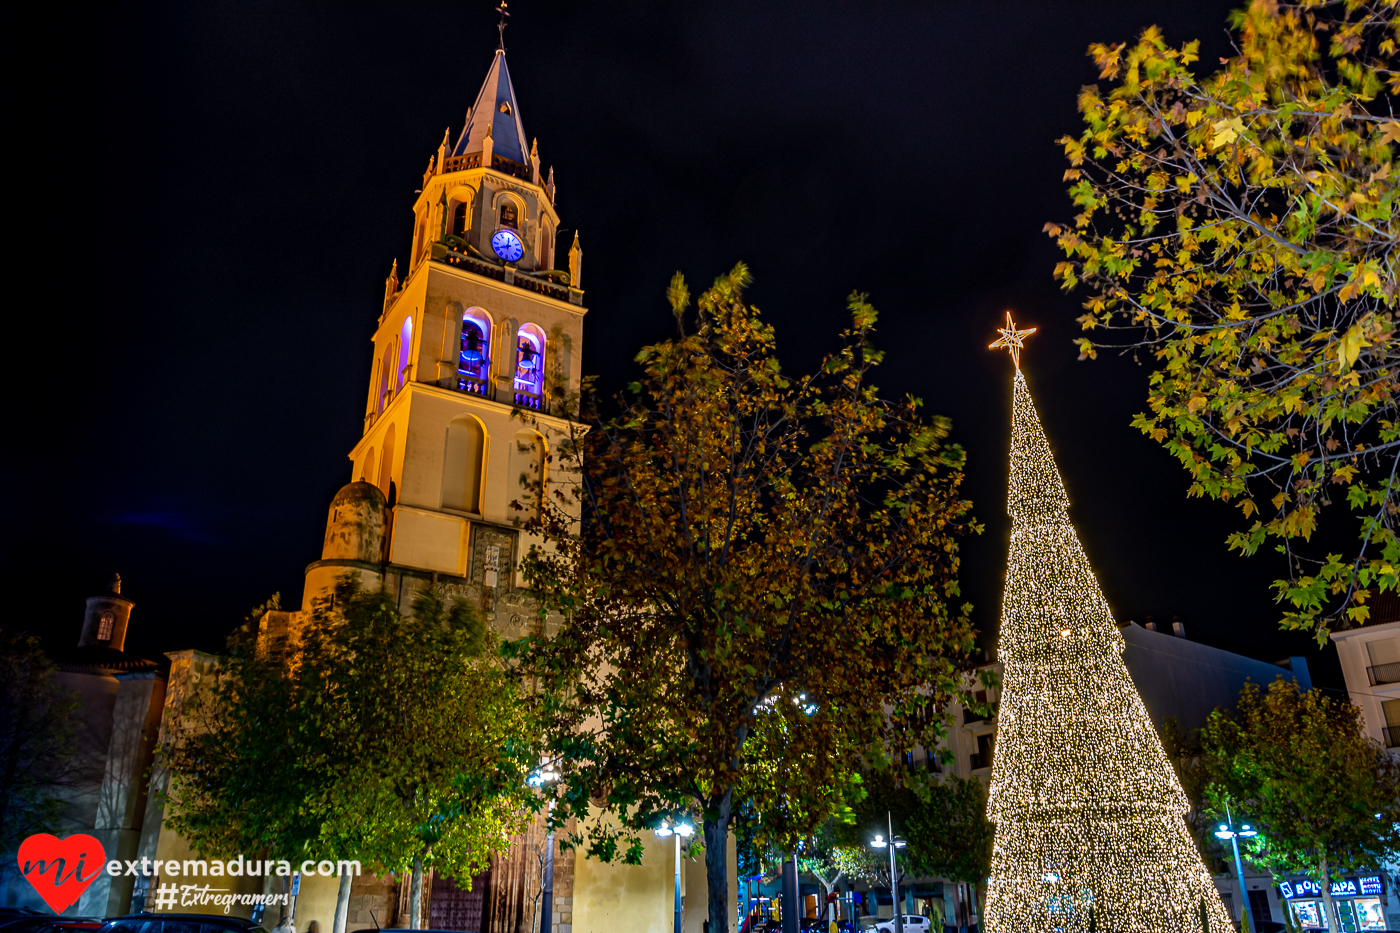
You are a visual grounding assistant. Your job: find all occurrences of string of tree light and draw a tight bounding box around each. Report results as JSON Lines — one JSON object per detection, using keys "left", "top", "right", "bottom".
{"left": 983, "top": 319, "right": 1232, "bottom": 932}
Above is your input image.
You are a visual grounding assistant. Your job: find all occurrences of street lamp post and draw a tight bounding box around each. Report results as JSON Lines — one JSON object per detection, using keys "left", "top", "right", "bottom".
{"left": 1213, "top": 801, "right": 1259, "bottom": 932}
{"left": 870, "top": 813, "right": 906, "bottom": 933}
{"left": 528, "top": 764, "right": 560, "bottom": 933}
{"left": 656, "top": 819, "right": 693, "bottom": 933}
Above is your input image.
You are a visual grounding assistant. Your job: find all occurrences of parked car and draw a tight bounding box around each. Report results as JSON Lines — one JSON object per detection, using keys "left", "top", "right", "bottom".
{"left": 100, "top": 914, "right": 263, "bottom": 933}
{"left": 871, "top": 917, "right": 933, "bottom": 933}
{"left": 0, "top": 918, "right": 103, "bottom": 933}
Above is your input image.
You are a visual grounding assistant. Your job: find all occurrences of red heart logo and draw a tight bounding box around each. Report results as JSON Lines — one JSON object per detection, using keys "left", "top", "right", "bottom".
{"left": 17, "top": 834, "right": 106, "bottom": 915}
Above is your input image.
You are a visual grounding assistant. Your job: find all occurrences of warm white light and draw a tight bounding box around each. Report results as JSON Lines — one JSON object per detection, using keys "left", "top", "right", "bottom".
{"left": 982, "top": 369, "right": 1233, "bottom": 932}
{"left": 871, "top": 834, "right": 887, "bottom": 849}
{"left": 676, "top": 823, "right": 694, "bottom": 838}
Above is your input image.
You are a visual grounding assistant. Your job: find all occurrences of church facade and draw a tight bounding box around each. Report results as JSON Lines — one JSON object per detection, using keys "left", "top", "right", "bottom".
{"left": 134, "top": 44, "right": 733, "bottom": 933}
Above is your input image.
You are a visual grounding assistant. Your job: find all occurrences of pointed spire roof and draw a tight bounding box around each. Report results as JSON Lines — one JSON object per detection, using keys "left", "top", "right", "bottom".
{"left": 453, "top": 50, "right": 529, "bottom": 165}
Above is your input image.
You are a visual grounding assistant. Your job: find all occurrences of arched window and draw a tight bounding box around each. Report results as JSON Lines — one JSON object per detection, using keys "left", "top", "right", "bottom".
{"left": 413, "top": 214, "right": 426, "bottom": 263}
{"left": 451, "top": 202, "right": 470, "bottom": 238}
{"left": 378, "top": 346, "right": 393, "bottom": 412}
{"left": 398, "top": 317, "right": 414, "bottom": 389}
{"left": 513, "top": 323, "right": 545, "bottom": 409}
{"left": 96, "top": 610, "right": 115, "bottom": 642}
{"left": 508, "top": 430, "right": 544, "bottom": 523}
{"left": 441, "top": 417, "right": 486, "bottom": 514}
{"left": 378, "top": 424, "right": 396, "bottom": 502}
{"left": 539, "top": 227, "right": 552, "bottom": 269}
{"left": 499, "top": 202, "right": 518, "bottom": 229}
{"left": 362, "top": 447, "right": 376, "bottom": 486}
{"left": 457, "top": 308, "right": 491, "bottom": 395}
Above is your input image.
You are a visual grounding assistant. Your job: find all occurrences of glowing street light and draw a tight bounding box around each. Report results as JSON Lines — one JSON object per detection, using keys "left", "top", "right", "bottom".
{"left": 1214, "top": 801, "right": 1260, "bottom": 933}
{"left": 528, "top": 763, "right": 560, "bottom": 933}
{"left": 870, "top": 813, "right": 907, "bottom": 933}
{"left": 656, "top": 818, "right": 694, "bottom": 933}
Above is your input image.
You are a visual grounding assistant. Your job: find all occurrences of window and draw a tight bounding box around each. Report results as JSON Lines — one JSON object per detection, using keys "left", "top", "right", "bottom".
{"left": 1366, "top": 637, "right": 1400, "bottom": 686}
{"left": 398, "top": 317, "right": 414, "bottom": 389}
{"left": 508, "top": 431, "right": 544, "bottom": 523}
{"left": 1383, "top": 699, "right": 1400, "bottom": 748}
{"left": 442, "top": 418, "right": 486, "bottom": 514}
{"left": 378, "top": 424, "right": 396, "bottom": 501}
{"left": 458, "top": 308, "right": 491, "bottom": 394}
{"left": 97, "top": 610, "right": 114, "bottom": 641}
{"left": 514, "top": 324, "right": 545, "bottom": 408}
{"left": 539, "top": 227, "right": 552, "bottom": 269}
{"left": 499, "top": 202, "right": 518, "bottom": 229}
{"left": 361, "top": 447, "right": 376, "bottom": 486}
{"left": 413, "top": 213, "right": 426, "bottom": 263}
{"left": 451, "top": 201, "right": 469, "bottom": 238}
{"left": 972, "top": 733, "right": 994, "bottom": 771}
{"left": 1246, "top": 890, "right": 1272, "bottom": 924}
{"left": 378, "top": 346, "right": 393, "bottom": 412}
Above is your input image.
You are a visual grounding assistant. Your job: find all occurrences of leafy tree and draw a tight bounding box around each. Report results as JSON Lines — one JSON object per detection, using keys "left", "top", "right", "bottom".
{"left": 1047, "top": 0, "right": 1399, "bottom": 641}
{"left": 1199, "top": 679, "right": 1400, "bottom": 933}
{"left": 1159, "top": 717, "right": 1231, "bottom": 874}
{"left": 826, "top": 768, "right": 991, "bottom": 921}
{"left": 903, "top": 775, "right": 993, "bottom": 887}
{"left": 163, "top": 583, "right": 537, "bottom": 931}
{"left": 523, "top": 265, "right": 980, "bottom": 933}
{"left": 0, "top": 628, "right": 77, "bottom": 859}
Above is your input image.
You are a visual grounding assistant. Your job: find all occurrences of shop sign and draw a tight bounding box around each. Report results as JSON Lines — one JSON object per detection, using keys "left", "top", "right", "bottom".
{"left": 1277, "top": 875, "right": 1384, "bottom": 900}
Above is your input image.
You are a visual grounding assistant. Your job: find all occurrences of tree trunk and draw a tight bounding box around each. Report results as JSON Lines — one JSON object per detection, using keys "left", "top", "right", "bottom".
{"left": 409, "top": 857, "right": 424, "bottom": 931}
{"left": 1317, "top": 850, "right": 1337, "bottom": 933}
{"left": 278, "top": 874, "right": 290, "bottom": 927}
{"left": 333, "top": 868, "right": 353, "bottom": 933}
{"left": 704, "top": 788, "right": 734, "bottom": 933}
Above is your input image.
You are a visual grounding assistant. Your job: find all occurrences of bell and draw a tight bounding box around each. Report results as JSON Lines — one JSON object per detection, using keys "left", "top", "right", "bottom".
{"left": 461, "top": 329, "right": 484, "bottom": 364}
{"left": 518, "top": 341, "right": 538, "bottom": 371}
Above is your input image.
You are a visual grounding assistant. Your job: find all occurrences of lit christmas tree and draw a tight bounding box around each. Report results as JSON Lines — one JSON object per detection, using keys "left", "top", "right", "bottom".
{"left": 982, "top": 315, "right": 1232, "bottom": 932}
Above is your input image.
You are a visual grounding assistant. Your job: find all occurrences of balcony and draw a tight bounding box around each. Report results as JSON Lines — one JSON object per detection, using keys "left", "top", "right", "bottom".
{"left": 431, "top": 242, "right": 579, "bottom": 305}
{"left": 1385, "top": 726, "right": 1398, "bottom": 749}
{"left": 1367, "top": 662, "right": 1400, "bottom": 686}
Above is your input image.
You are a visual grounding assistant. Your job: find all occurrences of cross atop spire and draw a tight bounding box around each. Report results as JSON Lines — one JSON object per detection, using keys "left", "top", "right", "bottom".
{"left": 496, "top": 1, "right": 510, "bottom": 51}
{"left": 989, "top": 311, "right": 1037, "bottom": 371}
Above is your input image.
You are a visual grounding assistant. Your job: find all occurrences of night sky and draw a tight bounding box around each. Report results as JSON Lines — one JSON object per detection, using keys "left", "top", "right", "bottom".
{"left": 11, "top": 0, "right": 1345, "bottom": 689}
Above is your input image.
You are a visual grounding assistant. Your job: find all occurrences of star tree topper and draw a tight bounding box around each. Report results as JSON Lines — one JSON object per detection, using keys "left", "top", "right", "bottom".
{"left": 989, "top": 312, "right": 1036, "bottom": 370}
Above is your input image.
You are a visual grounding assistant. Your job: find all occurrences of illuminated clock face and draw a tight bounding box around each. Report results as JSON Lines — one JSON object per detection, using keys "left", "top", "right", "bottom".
{"left": 491, "top": 229, "right": 524, "bottom": 262}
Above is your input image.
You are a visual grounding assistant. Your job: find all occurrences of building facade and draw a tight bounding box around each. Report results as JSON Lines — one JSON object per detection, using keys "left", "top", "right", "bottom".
{"left": 1331, "top": 594, "right": 1400, "bottom": 755}
{"left": 2, "top": 576, "right": 168, "bottom": 918}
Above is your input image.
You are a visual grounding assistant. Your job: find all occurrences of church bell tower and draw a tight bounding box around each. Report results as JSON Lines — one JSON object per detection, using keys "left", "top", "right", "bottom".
{"left": 300, "top": 45, "right": 586, "bottom": 623}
